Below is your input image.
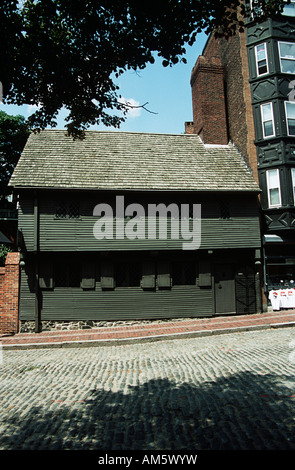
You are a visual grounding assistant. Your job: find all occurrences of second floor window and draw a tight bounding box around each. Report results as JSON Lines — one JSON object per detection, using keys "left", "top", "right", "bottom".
{"left": 255, "top": 43, "right": 268, "bottom": 76}
{"left": 261, "top": 103, "right": 275, "bottom": 138}
{"left": 279, "top": 42, "right": 295, "bottom": 74}
{"left": 266, "top": 169, "right": 281, "bottom": 208}
{"left": 285, "top": 101, "right": 295, "bottom": 136}
{"left": 282, "top": 0, "right": 295, "bottom": 17}
{"left": 56, "top": 201, "right": 80, "bottom": 219}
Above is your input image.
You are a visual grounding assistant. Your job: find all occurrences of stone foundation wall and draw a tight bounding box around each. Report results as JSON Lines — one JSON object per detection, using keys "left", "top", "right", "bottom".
{"left": 20, "top": 317, "right": 184, "bottom": 333}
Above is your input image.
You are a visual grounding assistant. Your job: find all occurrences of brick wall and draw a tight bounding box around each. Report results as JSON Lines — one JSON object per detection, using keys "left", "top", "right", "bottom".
{"left": 190, "top": 55, "right": 228, "bottom": 145}
{"left": 0, "top": 252, "right": 20, "bottom": 335}
{"left": 197, "top": 32, "right": 258, "bottom": 183}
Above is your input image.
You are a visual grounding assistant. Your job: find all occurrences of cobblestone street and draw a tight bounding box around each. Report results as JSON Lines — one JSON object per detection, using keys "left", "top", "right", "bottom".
{"left": 1, "top": 327, "right": 295, "bottom": 451}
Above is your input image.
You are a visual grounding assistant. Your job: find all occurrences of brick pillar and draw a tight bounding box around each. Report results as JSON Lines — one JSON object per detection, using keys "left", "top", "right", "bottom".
{"left": 190, "top": 55, "right": 228, "bottom": 145}
{"left": 0, "top": 252, "right": 20, "bottom": 335}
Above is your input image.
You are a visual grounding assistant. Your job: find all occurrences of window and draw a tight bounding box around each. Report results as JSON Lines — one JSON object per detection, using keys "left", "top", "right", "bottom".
{"left": 54, "top": 261, "right": 81, "bottom": 287}
{"left": 69, "top": 202, "right": 80, "bottom": 219}
{"left": 115, "top": 262, "right": 141, "bottom": 287}
{"left": 261, "top": 103, "right": 275, "bottom": 138}
{"left": 255, "top": 43, "right": 268, "bottom": 76}
{"left": 55, "top": 201, "right": 80, "bottom": 219}
{"left": 279, "top": 42, "right": 295, "bottom": 74}
{"left": 285, "top": 101, "right": 295, "bottom": 135}
{"left": 220, "top": 200, "right": 231, "bottom": 220}
{"left": 266, "top": 169, "right": 281, "bottom": 208}
{"left": 56, "top": 202, "right": 67, "bottom": 219}
{"left": 282, "top": 0, "right": 295, "bottom": 17}
{"left": 291, "top": 169, "right": 295, "bottom": 203}
{"left": 172, "top": 261, "right": 196, "bottom": 286}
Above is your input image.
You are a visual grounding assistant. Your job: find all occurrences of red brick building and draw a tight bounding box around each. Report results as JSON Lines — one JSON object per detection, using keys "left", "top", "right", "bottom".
{"left": 186, "top": 28, "right": 258, "bottom": 182}
{"left": 186, "top": 1, "right": 295, "bottom": 310}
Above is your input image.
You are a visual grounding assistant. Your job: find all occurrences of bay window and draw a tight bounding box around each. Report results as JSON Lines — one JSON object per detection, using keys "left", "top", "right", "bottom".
{"left": 266, "top": 169, "right": 281, "bottom": 208}
{"left": 261, "top": 103, "right": 275, "bottom": 138}
{"left": 279, "top": 42, "right": 295, "bottom": 74}
{"left": 282, "top": 0, "right": 295, "bottom": 17}
{"left": 255, "top": 43, "right": 268, "bottom": 76}
{"left": 285, "top": 101, "right": 295, "bottom": 136}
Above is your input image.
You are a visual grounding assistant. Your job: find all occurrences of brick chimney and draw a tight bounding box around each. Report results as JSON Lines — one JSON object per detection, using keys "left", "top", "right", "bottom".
{"left": 190, "top": 55, "right": 228, "bottom": 145}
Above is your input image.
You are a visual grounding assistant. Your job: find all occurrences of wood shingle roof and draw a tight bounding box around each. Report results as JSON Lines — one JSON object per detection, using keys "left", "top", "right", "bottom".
{"left": 9, "top": 130, "right": 260, "bottom": 192}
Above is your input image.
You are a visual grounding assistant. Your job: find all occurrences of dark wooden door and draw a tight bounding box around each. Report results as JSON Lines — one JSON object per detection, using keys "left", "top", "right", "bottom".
{"left": 214, "top": 264, "right": 236, "bottom": 314}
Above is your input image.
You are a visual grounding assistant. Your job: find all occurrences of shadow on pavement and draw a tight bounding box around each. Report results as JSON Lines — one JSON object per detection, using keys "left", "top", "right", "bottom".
{"left": 1, "top": 370, "right": 295, "bottom": 451}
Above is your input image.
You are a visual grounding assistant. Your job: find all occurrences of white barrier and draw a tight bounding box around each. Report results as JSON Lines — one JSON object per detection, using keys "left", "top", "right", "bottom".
{"left": 269, "top": 288, "right": 295, "bottom": 310}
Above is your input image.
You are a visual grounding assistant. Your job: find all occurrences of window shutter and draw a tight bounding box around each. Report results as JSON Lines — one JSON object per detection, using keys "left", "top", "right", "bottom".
{"left": 199, "top": 260, "right": 212, "bottom": 287}
{"left": 101, "top": 261, "right": 115, "bottom": 289}
{"left": 157, "top": 260, "right": 171, "bottom": 288}
{"left": 81, "top": 261, "right": 96, "bottom": 289}
{"left": 141, "top": 261, "right": 155, "bottom": 289}
{"left": 39, "top": 262, "right": 53, "bottom": 289}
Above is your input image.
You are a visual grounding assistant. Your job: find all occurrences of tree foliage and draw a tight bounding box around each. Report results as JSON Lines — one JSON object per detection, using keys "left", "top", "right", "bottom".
{"left": 0, "top": 111, "right": 30, "bottom": 195}
{"left": 0, "top": 243, "right": 12, "bottom": 267}
{"left": 0, "top": 0, "right": 287, "bottom": 138}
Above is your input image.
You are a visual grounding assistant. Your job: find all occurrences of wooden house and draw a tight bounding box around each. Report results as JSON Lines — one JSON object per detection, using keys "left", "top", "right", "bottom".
{"left": 9, "top": 130, "right": 262, "bottom": 331}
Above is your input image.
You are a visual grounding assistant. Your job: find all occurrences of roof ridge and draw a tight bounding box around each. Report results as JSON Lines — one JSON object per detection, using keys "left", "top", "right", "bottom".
{"left": 34, "top": 129, "right": 204, "bottom": 138}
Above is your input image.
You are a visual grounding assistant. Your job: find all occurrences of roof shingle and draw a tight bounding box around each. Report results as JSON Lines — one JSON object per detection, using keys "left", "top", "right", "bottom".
{"left": 9, "top": 130, "right": 260, "bottom": 192}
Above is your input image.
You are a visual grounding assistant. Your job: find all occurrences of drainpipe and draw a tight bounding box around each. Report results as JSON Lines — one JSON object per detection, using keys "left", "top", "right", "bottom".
{"left": 33, "top": 191, "right": 40, "bottom": 333}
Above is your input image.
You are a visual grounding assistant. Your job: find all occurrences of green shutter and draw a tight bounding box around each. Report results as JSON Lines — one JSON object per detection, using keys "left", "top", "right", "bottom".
{"left": 199, "top": 260, "right": 212, "bottom": 287}
{"left": 157, "top": 260, "right": 171, "bottom": 288}
{"left": 81, "top": 261, "right": 96, "bottom": 289}
{"left": 101, "top": 261, "right": 115, "bottom": 289}
{"left": 141, "top": 261, "right": 155, "bottom": 289}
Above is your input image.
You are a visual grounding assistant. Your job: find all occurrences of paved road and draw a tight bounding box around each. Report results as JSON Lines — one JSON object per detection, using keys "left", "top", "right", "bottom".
{"left": 1, "top": 327, "right": 295, "bottom": 451}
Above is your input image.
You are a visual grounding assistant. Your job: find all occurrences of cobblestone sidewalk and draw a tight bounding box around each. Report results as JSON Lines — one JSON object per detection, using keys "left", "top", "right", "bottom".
{"left": 1, "top": 327, "right": 295, "bottom": 450}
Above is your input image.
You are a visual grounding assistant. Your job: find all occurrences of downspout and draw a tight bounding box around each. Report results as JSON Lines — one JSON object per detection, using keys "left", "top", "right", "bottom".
{"left": 33, "top": 191, "right": 40, "bottom": 333}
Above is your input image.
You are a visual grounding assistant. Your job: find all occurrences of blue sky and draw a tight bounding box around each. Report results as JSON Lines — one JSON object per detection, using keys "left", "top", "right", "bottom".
{"left": 0, "top": 32, "right": 208, "bottom": 135}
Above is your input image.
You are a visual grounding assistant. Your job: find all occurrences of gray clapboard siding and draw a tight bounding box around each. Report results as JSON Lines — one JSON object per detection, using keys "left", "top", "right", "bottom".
{"left": 37, "top": 218, "right": 260, "bottom": 250}
{"left": 19, "top": 264, "right": 35, "bottom": 319}
{"left": 40, "top": 286, "right": 214, "bottom": 321}
{"left": 19, "top": 253, "right": 214, "bottom": 320}
{"left": 19, "top": 248, "right": 260, "bottom": 321}
{"left": 18, "top": 194, "right": 35, "bottom": 251}
{"left": 18, "top": 192, "right": 261, "bottom": 251}
{"left": 19, "top": 285, "right": 214, "bottom": 321}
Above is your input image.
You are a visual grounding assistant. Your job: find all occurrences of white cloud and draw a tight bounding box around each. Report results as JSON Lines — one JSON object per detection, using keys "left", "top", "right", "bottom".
{"left": 118, "top": 97, "right": 142, "bottom": 118}
{"left": 27, "top": 103, "right": 42, "bottom": 114}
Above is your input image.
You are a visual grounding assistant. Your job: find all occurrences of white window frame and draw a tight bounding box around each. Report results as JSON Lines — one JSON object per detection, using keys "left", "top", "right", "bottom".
{"left": 278, "top": 41, "right": 295, "bottom": 74}
{"left": 285, "top": 101, "right": 295, "bottom": 136}
{"left": 261, "top": 102, "right": 275, "bottom": 139}
{"left": 266, "top": 169, "right": 282, "bottom": 208}
{"left": 255, "top": 43, "right": 269, "bottom": 76}
{"left": 282, "top": 0, "right": 295, "bottom": 17}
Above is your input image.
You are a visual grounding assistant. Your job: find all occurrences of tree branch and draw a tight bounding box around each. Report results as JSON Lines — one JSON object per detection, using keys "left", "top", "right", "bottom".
{"left": 117, "top": 100, "right": 158, "bottom": 115}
